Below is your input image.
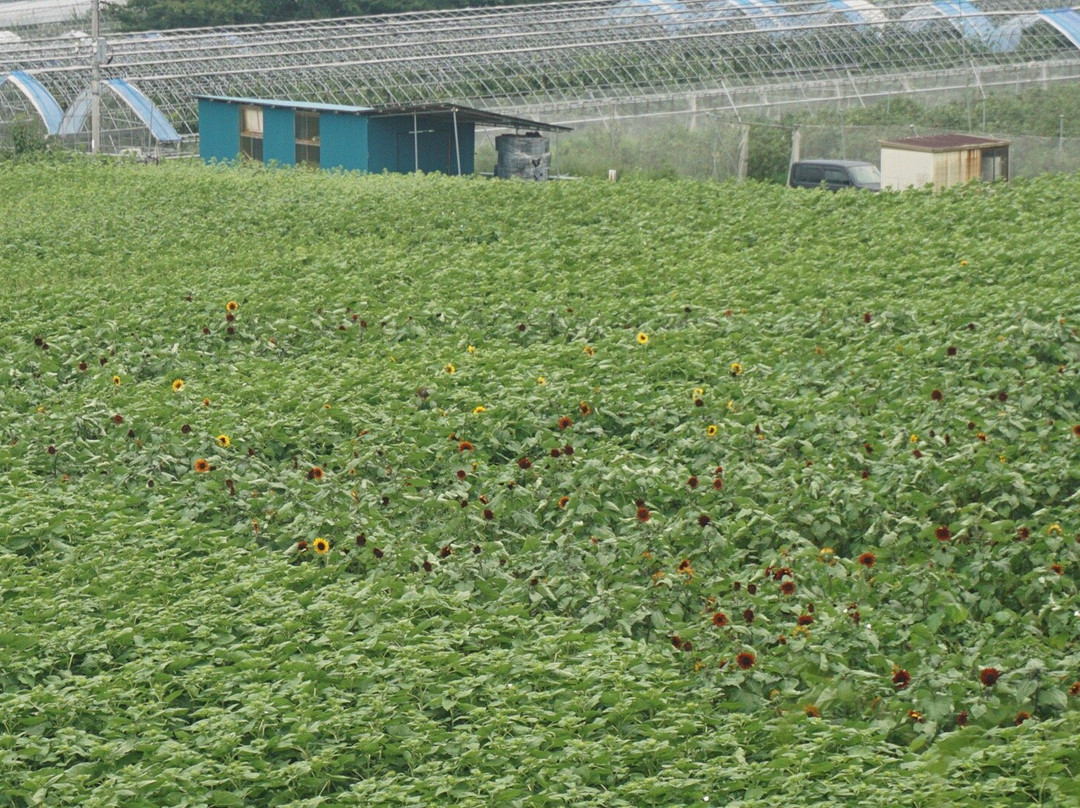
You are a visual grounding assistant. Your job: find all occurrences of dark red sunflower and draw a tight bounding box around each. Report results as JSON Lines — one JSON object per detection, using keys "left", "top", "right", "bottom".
{"left": 735, "top": 651, "right": 756, "bottom": 669}
{"left": 858, "top": 552, "right": 876, "bottom": 567}
{"left": 558, "top": 416, "right": 573, "bottom": 431}
{"left": 698, "top": 514, "right": 711, "bottom": 527}
{"left": 712, "top": 612, "right": 728, "bottom": 628}
{"left": 892, "top": 669, "right": 911, "bottom": 690}
{"left": 636, "top": 506, "right": 651, "bottom": 523}
{"left": 687, "top": 475, "right": 699, "bottom": 489}
{"left": 935, "top": 525, "right": 951, "bottom": 541}
{"left": 979, "top": 667, "right": 1000, "bottom": 687}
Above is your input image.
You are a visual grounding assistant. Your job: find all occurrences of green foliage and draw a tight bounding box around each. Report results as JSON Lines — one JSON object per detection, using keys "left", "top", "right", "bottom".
{"left": 0, "top": 120, "right": 48, "bottom": 157}
{"left": 846, "top": 83, "right": 1080, "bottom": 137}
{"left": 1, "top": 158, "right": 1080, "bottom": 805}
{"left": 113, "top": 0, "right": 548, "bottom": 30}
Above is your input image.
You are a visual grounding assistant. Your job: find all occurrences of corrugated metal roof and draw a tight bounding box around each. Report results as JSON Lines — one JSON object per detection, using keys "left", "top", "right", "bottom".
{"left": 880, "top": 133, "right": 1010, "bottom": 152}
{"left": 194, "top": 95, "right": 570, "bottom": 132}
{"left": 196, "top": 95, "right": 375, "bottom": 114}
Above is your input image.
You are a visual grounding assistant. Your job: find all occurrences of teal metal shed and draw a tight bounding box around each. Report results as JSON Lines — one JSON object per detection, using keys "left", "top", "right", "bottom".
{"left": 196, "top": 95, "right": 568, "bottom": 175}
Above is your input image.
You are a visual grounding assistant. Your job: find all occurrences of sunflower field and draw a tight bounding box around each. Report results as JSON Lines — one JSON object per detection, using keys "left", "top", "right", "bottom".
{"left": 1, "top": 156, "right": 1079, "bottom": 806}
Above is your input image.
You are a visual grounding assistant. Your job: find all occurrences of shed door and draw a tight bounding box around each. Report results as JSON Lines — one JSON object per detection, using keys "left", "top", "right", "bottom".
{"left": 981, "top": 147, "right": 1008, "bottom": 182}
{"left": 396, "top": 129, "right": 452, "bottom": 174}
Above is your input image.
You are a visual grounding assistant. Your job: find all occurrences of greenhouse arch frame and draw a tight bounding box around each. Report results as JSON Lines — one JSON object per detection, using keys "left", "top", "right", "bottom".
{"left": 1, "top": 0, "right": 1080, "bottom": 146}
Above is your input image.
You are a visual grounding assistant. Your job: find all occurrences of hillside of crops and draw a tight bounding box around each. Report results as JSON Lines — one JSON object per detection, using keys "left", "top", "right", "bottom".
{"left": 1, "top": 157, "right": 1079, "bottom": 806}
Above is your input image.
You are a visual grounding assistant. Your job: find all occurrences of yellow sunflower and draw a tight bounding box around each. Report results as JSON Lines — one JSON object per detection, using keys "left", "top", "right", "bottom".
{"left": 171, "top": 379, "right": 185, "bottom": 392}
{"left": 706, "top": 424, "right": 718, "bottom": 437}
{"left": 225, "top": 300, "right": 239, "bottom": 313}
{"left": 111, "top": 375, "right": 121, "bottom": 386}
{"left": 473, "top": 405, "right": 486, "bottom": 414}
{"left": 730, "top": 362, "right": 743, "bottom": 376}
{"left": 445, "top": 364, "right": 455, "bottom": 374}
{"left": 216, "top": 434, "right": 230, "bottom": 448}
{"left": 193, "top": 458, "right": 210, "bottom": 473}
{"left": 637, "top": 332, "right": 649, "bottom": 345}
{"left": 313, "top": 538, "right": 330, "bottom": 555}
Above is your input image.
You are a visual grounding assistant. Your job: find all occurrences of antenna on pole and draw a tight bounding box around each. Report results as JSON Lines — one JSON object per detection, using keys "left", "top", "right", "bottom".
{"left": 91, "top": 0, "right": 101, "bottom": 153}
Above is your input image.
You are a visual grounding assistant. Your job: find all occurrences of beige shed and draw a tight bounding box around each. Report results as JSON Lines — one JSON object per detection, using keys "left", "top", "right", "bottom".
{"left": 879, "top": 134, "right": 1010, "bottom": 191}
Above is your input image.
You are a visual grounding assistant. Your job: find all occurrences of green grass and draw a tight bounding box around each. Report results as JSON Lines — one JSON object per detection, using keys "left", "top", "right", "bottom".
{"left": 1, "top": 157, "right": 1079, "bottom": 806}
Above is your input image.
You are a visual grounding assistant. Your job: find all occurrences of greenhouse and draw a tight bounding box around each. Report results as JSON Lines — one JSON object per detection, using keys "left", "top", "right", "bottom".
{"left": 1, "top": 0, "right": 1080, "bottom": 151}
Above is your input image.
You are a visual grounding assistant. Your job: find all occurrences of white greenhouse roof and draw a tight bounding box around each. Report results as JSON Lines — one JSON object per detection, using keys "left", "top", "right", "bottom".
{"left": 1, "top": 0, "right": 1080, "bottom": 140}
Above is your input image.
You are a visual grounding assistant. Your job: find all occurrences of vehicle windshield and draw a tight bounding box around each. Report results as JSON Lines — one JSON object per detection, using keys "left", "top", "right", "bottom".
{"left": 850, "top": 164, "right": 881, "bottom": 185}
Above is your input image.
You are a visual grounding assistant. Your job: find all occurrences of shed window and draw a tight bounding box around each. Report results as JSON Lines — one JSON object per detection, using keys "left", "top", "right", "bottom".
{"left": 295, "top": 112, "right": 320, "bottom": 167}
{"left": 981, "top": 147, "right": 1008, "bottom": 182}
{"left": 239, "top": 105, "right": 263, "bottom": 162}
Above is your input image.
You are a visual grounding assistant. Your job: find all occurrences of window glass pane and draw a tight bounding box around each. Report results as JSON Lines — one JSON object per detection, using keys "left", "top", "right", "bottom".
{"left": 849, "top": 165, "right": 880, "bottom": 184}
{"left": 295, "top": 113, "right": 319, "bottom": 144}
{"left": 240, "top": 135, "right": 263, "bottom": 162}
{"left": 296, "top": 143, "right": 320, "bottom": 167}
{"left": 241, "top": 107, "right": 263, "bottom": 135}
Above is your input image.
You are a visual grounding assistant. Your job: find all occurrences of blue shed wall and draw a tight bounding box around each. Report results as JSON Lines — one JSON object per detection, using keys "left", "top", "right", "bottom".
{"left": 198, "top": 100, "right": 478, "bottom": 174}
{"left": 320, "top": 113, "right": 367, "bottom": 171}
{"left": 367, "top": 114, "right": 475, "bottom": 175}
{"left": 198, "top": 99, "right": 239, "bottom": 162}
{"left": 263, "top": 106, "right": 295, "bottom": 166}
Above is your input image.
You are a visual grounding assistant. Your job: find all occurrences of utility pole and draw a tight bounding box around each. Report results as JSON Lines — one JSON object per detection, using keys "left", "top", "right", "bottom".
{"left": 91, "top": 0, "right": 101, "bottom": 153}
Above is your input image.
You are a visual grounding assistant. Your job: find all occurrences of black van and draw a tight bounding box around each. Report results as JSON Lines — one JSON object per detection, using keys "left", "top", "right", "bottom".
{"left": 788, "top": 160, "right": 881, "bottom": 191}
